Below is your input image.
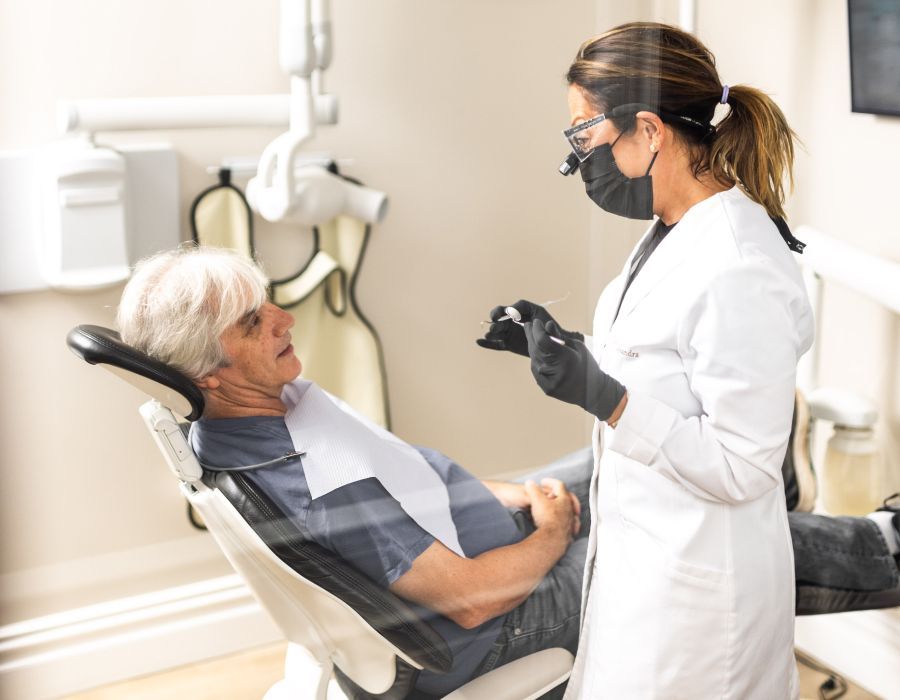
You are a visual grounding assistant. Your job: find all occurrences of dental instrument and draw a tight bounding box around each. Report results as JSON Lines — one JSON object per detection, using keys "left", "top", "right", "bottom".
{"left": 501, "top": 306, "right": 566, "bottom": 346}
{"left": 482, "top": 294, "right": 571, "bottom": 346}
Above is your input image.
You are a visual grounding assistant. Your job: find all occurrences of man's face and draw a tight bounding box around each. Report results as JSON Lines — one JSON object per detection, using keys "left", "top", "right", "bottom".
{"left": 214, "top": 301, "right": 302, "bottom": 397}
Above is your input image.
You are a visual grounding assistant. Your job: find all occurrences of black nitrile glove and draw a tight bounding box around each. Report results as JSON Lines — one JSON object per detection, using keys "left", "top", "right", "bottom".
{"left": 477, "top": 299, "right": 584, "bottom": 357}
{"left": 524, "top": 319, "right": 626, "bottom": 422}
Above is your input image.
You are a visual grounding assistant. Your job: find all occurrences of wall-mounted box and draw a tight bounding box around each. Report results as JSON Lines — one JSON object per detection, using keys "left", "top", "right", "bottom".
{"left": 40, "top": 144, "right": 129, "bottom": 290}
{"left": 0, "top": 143, "right": 181, "bottom": 295}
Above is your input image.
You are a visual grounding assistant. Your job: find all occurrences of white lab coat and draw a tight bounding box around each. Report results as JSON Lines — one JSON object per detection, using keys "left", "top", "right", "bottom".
{"left": 564, "top": 187, "right": 814, "bottom": 699}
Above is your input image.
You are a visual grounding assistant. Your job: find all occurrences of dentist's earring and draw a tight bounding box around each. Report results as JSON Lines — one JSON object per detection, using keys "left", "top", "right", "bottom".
{"left": 649, "top": 143, "right": 657, "bottom": 153}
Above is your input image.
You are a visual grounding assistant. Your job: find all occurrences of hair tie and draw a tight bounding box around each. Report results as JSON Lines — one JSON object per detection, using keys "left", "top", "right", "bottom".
{"left": 720, "top": 84, "right": 730, "bottom": 105}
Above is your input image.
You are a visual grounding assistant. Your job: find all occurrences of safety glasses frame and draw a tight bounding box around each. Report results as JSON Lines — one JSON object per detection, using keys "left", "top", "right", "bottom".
{"left": 562, "top": 113, "right": 611, "bottom": 161}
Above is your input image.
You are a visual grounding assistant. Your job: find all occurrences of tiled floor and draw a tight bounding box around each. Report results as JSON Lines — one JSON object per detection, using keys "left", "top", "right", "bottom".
{"left": 66, "top": 643, "right": 881, "bottom": 699}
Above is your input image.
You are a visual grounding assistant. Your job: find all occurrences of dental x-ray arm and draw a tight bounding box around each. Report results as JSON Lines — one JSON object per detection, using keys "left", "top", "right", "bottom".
{"left": 249, "top": 0, "right": 318, "bottom": 221}
{"left": 248, "top": 0, "right": 386, "bottom": 226}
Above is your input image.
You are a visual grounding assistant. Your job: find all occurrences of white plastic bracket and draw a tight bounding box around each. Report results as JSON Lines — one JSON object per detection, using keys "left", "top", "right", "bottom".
{"left": 139, "top": 401, "right": 203, "bottom": 482}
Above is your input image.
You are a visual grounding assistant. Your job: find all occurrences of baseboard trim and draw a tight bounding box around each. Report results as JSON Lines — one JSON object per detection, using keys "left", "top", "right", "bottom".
{"left": 0, "top": 574, "right": 283, "bottom": 699}
{"left": 794, "top": 607, "right": 900, "bottom": 698}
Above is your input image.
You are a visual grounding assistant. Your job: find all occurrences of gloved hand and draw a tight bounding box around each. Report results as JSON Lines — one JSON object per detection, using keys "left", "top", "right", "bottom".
{"left": 477, "top": 299, "right": 584, "bottom": 357}
{"left": 524, "top": 319, "right": 626, "bottom": 422}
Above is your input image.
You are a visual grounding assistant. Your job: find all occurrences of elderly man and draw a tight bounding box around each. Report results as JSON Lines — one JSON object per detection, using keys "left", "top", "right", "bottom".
{"left": 117, "top": 246, "right": 899, "bottom": 697}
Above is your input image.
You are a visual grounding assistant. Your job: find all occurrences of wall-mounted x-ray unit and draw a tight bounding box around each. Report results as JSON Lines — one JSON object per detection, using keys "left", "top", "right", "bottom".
{"left": 0, "top": 0, "right": 390, "bottom": 295}
{"left": 0, "top": 143, "right": 179, "bottom": 294}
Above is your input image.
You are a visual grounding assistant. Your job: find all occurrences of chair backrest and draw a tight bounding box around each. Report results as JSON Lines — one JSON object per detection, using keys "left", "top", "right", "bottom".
{"left": 66, "top": 325, "right": 452, "bottom": 696}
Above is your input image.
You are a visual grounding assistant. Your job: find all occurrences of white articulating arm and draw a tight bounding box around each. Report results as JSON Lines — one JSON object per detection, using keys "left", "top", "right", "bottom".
{"left": 678, "top": 0, "right": 697, "bottom": 34}
{"left": 55, "top": 1, "right": 379, "bottom": 228}
{"left": 246, "top": 0, "right": 388, "bottom": 226}
{"left": 58, "top": 1, "right": 337, "bottom": 136}
{"left": 310, "top": 0, "right": 334, "bottom": 107}
{"left": 247, "top": 0, "right": 317, "bottom": 222}
{"left": 58, "top": 94, "right": 338, "bottom": 135}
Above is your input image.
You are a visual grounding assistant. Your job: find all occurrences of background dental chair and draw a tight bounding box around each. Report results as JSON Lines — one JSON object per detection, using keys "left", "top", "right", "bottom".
{"left": 66, "top": 324, "right": 574, "bottom": 700}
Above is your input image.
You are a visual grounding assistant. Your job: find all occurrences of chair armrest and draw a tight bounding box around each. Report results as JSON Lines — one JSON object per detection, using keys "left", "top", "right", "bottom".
{"left": 442, "top": 647, "right": 574, "bottom": 700}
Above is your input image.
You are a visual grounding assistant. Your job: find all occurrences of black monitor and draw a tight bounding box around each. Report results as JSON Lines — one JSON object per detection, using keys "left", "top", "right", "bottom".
{"left": 848, "top": 0, "right": 900, "bottom": 117}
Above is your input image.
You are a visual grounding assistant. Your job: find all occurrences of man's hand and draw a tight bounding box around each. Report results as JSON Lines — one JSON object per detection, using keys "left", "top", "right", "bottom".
{"left": 524, "top": 319, "right": 626, "bottom": 422}
{"left": 560, "top": 488, "right": 582, "bottom": 536}
{"left": 526, "top": 478, "right": 579, "bottom": 540}
{"left": 477, "top": 299, "right": 583, "bottom": 357}
{"left": 482, "top": 480, "right": 581, "bottom": 534}
{"left": 390, "top": 477, "right": 580, "bottom": 629}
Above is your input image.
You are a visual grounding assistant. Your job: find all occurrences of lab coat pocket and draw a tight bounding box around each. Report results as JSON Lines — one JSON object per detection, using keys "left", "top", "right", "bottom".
{"left": 664, "top": 550, "right": 727, "bottom": 591}
{"left": 620, "top": 520, "right": 731, "bottom": 696}
{"left": 621, "top": 517, "right": 727, "bottom": 593}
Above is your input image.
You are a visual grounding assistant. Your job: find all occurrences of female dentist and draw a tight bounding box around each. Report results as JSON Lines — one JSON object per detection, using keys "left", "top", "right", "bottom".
{"left": 479, "top": 22, "right": 813, "bottom": 699}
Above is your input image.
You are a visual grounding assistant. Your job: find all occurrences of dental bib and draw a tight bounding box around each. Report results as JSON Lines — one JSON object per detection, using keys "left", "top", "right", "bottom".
{"left": 282, "top": 379, "right": 464, "bottom": 557}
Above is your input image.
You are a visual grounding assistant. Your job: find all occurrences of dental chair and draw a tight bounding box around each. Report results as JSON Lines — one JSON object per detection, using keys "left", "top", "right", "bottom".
{"left": 66, "top": 324, "right": 574, "bottom": 700}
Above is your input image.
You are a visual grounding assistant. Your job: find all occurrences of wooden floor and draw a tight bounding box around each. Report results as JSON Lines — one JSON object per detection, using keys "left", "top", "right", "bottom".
{"left": 65, "top": 643, "right": 880, "bottom": 699}
{"left": 65, "top": 643, "right": 288, "bottom": 700}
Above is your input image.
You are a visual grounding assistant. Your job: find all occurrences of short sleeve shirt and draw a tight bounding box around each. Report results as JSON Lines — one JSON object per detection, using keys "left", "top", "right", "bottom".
{"left": 190, "top": 416, "right": 524, "bottom": 694}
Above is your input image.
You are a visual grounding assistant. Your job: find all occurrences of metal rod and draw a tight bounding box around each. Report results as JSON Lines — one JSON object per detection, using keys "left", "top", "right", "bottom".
{"left": 678, "top": 0, "right": 697, "bottom": 33}
{"left": 58, "top": 94, "right": 338, "bottom": 135}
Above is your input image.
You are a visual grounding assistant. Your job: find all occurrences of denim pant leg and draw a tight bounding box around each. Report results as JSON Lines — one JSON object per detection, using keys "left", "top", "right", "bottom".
{"left": 470, "top": 448, "right": 594, "bottom": 698}
{"left": 472, "top": 537, "right": 588, "bottom": 699}
{"left": 789, "top": 511, "right": 899, "bottom": 591}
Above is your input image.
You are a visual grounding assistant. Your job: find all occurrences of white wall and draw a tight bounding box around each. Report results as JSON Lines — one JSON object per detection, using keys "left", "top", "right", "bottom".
{"left": 0, "top": 0, "right": 597, "bottom": 633}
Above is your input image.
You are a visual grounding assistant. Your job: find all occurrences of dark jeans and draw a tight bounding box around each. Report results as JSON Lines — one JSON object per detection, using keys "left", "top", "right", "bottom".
{"left": 472, "top": 448, "right": 593, "bottom": 699}
{"left": 791, "top": 512, "right": 898, "bottom": 590}
{"left": 469, "top": 447, "right": 899, "bottom": 698}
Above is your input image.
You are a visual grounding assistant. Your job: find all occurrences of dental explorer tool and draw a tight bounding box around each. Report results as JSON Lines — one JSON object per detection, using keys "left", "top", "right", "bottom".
{"left": 500, "top": 306, "right": 567, "bottom": 346}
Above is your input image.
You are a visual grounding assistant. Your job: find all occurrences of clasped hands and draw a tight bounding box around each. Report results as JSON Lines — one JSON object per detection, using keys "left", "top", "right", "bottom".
{"left": 477, "top": 299, "right": 626, "bottom": 423}
{"left": 483, "top": 478, "right": 581, "bottom": 538}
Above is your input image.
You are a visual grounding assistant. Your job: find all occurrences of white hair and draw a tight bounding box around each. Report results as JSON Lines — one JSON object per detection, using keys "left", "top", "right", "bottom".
{"left": 117, "top": 246, "right": 269, "bottom": 380}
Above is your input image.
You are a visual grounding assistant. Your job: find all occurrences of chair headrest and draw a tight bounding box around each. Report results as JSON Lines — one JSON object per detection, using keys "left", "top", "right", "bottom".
{"left": 67, "top": 325, "right": 205, "bottom": 421}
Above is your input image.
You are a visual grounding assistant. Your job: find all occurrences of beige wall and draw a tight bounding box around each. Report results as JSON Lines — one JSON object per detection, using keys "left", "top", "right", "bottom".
{"left": 0, "top": 0, "right": 597, "bottom": 624}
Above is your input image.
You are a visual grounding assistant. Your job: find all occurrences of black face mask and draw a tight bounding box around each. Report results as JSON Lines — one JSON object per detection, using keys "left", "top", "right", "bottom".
{"left": 579, "top": 134, "right": 658, "bottom": 220}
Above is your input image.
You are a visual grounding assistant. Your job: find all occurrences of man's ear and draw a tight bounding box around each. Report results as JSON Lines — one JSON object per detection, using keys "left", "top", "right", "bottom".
{"left": 195, "top": 373, "right": 221, "bottom": 391}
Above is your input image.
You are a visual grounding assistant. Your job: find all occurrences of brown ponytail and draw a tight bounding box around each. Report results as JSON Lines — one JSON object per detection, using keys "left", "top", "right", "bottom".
{"left": 567, "top": 22, "right": 798, "bottom": 219}
{"left": 710, "top": 85, "right": 797, "bottom": 219}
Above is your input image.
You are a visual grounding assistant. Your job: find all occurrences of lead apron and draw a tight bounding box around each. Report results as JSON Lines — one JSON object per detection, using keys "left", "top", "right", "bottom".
{"left": 282, "top": 380, "right": 464, "bottom": 557}
{"left": 272, "top": 215, "right": 392, "bottom": 429}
